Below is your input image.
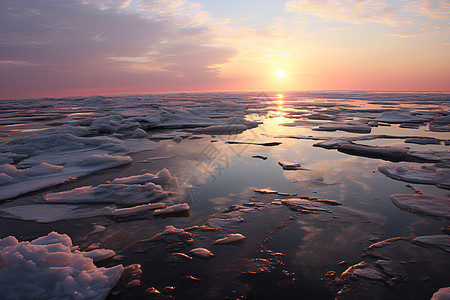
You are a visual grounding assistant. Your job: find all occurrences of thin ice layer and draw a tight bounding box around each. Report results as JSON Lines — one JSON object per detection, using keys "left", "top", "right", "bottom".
{"left": 378, "top": 164, "right": 450, "bottom": 189}
{"left": 43, "top": 182, "right": 167, "bottom": 205}
{"left": 0, "top": 232, "right": 123, "bottom": 300}
{"left": 390, "top": 194, "right": 450, "bottom": 219}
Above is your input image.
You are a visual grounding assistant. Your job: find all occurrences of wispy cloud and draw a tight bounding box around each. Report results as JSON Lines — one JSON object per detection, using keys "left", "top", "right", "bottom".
{"left": 285, "top": 0, "right": 450, "bottom": 24}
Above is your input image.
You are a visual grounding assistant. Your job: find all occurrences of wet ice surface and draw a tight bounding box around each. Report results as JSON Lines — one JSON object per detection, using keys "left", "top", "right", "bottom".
{"left": 0, "top": 91, "right": 449, "bottom": 299}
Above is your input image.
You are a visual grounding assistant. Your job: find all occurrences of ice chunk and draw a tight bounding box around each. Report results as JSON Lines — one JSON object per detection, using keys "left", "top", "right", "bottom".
{"left": 0, "top": 204, "right": 116, "bottom": 223}
{"left": 112, "top": 203, "right": 166, "bottom": 216}
{"left": 43, "top": 181, "right": 167, "bottom": 205}
{"left": 281, "top": 198, "right": 332, "bottom": 213}
{"left": 0, "top": 154, "right": 132, "bottom": 201}
{"left": 132, "top": 128, "right": 147, "bottom": 138}
{"left": 153, "top": 203, "right": 190, "bottom": 216}
{"left": 379, "top": 164, "right": 450, "bottom": 189}
{"left": 188, "top": 124, "right": 249, "bottom": 134}
{"left": 188, "top": 248, "right": 214, "bottom": 259}
{"left": 429, "top": 115, "right": 450, "bottom": 132}
{"left": 376, "top": 111, "right": 428, "bottom": 124}
{"left": 390, "top": 194, "right": 450, "bottom": 219}
{"left": 412, "top": 235, "right": 450, "bottom": 252}
{"left": 405, "top": 137, "right": 441, "bottom": 145}
{"left": 80, "top": 248, "right": 116, "bottom": 262}
{"left": 312, "top": 123, "right": 372, "bottom": 134}
{"left": 213, "top": 233, "right": 246, "bottom": 244}
{"left": 278, "top": 161, "right": 303, "bottom": 170}
{"left": 0, "top": 232, "right": 123, "bottom": 299}
{"left": 111, "top": 168, "right": 171, "bottom": 185}
{"left": 431, "top": 287, "right": 450, "bottom": 300}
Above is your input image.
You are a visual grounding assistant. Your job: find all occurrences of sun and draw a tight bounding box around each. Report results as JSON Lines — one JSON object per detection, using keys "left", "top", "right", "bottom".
{"left": 276, "top": 69, "right": 286, "bottom": 78}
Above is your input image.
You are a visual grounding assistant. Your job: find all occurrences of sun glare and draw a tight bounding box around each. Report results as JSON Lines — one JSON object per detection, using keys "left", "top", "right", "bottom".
{"left": 276, "top": 69, "right": 286, "bottom": 78}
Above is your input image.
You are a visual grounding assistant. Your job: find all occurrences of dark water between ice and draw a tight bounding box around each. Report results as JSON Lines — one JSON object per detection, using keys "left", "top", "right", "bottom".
{"left": 0, "top": 91, "right": 449, "bottom": 299}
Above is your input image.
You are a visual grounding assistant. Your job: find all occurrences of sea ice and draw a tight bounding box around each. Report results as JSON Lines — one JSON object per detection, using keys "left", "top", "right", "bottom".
{"left": 153, "top": 203, "right": 190, "bottom": 216}
{"left": 376, "top": 111, "right": 429, "bottom": 124}
{"left": 111, "top": 168, "right": 171, "bottom": 185}
{"left": 0, "top": 154, "right": 132, "bottom": 201}
{"left": 43, "top": 181, "right": 168, "bottom": 205}
{"left": 431, "top": 287, "right": 450, "bottom": 300}
{"left": 390, "top": 194, "right": 450, "bottom": 219}
{"left": 312, "top": 122, "right": 372, "bottom": 134}
{"left": 411, "top": 235, "right": 450, "bottom": 252}
{"left": 188, "top": 248, "right": 214, "bottom": 259}
{"left": 405, "top": 137, "right": 441, "bottom": 145}
{"left": 281, "top": 198, "right": 332, "bottom": 213}
{"left": 278, "top": 161, "right": 303, "bottom": 170}
{"left": 378, "top": 164, "right": 450, "bottom": 189}
{"left": 429, "top": 115, "right": 450, "bottom": 132}
{"left": 0, "top": 232, "right": 123, "bottom": 300}
{"left": 0, "top": 204, "right": 116, "bottom": 223}
{"left": 111, "top": 203, "right": 166, "bottom": 216}
{"left": 213, "top": 233, "right": 246, "bottom": 245}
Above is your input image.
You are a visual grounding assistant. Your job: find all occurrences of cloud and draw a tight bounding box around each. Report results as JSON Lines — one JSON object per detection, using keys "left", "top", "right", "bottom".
{"left": 285, "top": 0, "right": 450, "bottom": 24}
{"left": 285, "top": 0, "right": 404, "bottom": 24}
{"left": 0, "top": 0, "right": 237, "bottom": 98}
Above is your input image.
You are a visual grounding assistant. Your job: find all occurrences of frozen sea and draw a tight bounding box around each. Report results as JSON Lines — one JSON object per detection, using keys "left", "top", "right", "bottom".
{"left": 0, "top": 91, "right": 449, "bottom": 299}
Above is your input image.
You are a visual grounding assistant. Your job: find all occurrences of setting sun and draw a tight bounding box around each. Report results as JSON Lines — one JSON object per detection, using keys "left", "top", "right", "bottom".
{"left": 276, "top": 69, "right": 286, "bottom": 78}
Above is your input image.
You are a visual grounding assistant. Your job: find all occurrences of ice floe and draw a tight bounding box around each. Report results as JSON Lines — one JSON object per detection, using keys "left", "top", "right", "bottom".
{"left": 312, "top": 122, "right": 372, "bottom": 134}
{"left": 431, "top": 287, "right": 450, "bottom": 300}
{"left": 390, "top": 194, "right": 450, "bottom": 219}
{"left": 0, "top": 204, "right": 116, "bottom": 223}
{"left": 411, "top": 235, "right": 450, "bottom": 252}
{"left": 213, "top": 233, "right": 246, "bottom": 245}
{"left": 376, "top": 111, "right": 429, "bottom": 124}
{"left": 281, "top": 198, "right": 332, "bottom": 213}
{"left": 429, "top": 115, "right": 450, "bottom": 132}
{"left": 0, "top": 232, "right": 123, "bottom": 299}
{"left": 111, "top": 168, "right": 171, "bottom": 185}
{"left": 188, "top": 248, "right": 214, "bottom": 259}
{"left": 379, "top": 164, "right": 450, "bottom": 189}
{"left": 0, "top": 154, "right": 132, "bottom": 201}
{"left": 153, "top": 203, "right": 190, "bottom": 216}
{"left": 278, "top": 161, "right": 304, "bottom": 170}
{"left": 43, "top": 181, "right": 167, "bottom": 205}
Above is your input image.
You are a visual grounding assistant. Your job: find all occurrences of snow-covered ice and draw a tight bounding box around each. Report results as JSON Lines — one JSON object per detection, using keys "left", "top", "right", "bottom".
{"left": 0, "top": 232, "right": 123, "bottom": 300}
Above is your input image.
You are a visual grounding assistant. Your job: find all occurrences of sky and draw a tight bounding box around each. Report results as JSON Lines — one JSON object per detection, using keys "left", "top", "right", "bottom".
{"left": 0, "top": 0, "right": 449, "bottom": 99}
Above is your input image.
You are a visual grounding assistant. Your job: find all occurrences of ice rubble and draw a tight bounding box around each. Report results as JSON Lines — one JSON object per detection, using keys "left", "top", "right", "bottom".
{"left": 0, "top": 232, "right": 123, "bottom": 300}
{"left": 378, "top": 164, "right": 450, "bottom": 189}
{"left": 153, "top": 203, "right": 190, "bottom": 216}
{"left": 0, "top": 102, "right": 257, "bottom": 201}
{"left": 390, "top": 194, "right": 450, "bottom": 219}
